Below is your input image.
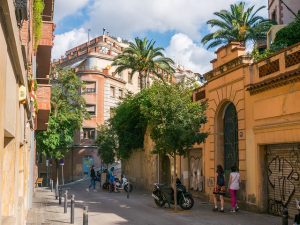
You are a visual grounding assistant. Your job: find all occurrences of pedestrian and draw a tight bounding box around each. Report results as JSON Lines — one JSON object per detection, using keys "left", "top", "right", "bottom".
{"left": 229, "top": 165, "right": 240, "bottom": 212}
{"left": 294, "top": 200, "right": 300, "bottom": 225}
{"left": 213, "top": 164, "right": 226, "bottom": 212}
{"left": 86, "top": 165, "right": 96, "bottom": 192}
{"left": 108, "top": 167, "right": 117, "bottom": 192}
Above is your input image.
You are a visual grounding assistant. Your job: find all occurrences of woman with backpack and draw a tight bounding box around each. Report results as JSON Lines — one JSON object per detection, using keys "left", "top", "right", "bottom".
{"left": 229, "top": 165, "right": 240, "bottom": 212}
{"left": 213, "top": 164, "right": 226, "bottom": 212}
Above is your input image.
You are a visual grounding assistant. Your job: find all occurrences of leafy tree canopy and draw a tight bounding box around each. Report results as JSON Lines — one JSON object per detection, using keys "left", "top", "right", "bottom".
{"left": 140, "top": 82, "right": 208, "bottom": 157}
{"left": 201, "top": 2, "right": 273, "bottom": 49}
{"left": 36, "top": 69, "right": 89, "bottom": 159}
{"left": 110, "top": 92, "right": 148, "bottom": 159}
{"left": 96, "top": 123, "right": 118, "bottom": 165}
{"left": 273, "top": 12, "right": 300, "bottom": 48}
{"left": 112, "top": 37, "right": 175, "bottom": 89}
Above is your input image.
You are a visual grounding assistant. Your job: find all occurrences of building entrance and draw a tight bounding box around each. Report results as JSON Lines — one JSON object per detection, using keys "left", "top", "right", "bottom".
{"left": 223, "top": 103, "right": 239, "bottom": 186}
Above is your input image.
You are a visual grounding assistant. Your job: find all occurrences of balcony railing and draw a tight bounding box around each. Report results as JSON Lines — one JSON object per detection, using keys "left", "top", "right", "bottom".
{"left": 247, "top": 43, "right": 300, "bottom": 94}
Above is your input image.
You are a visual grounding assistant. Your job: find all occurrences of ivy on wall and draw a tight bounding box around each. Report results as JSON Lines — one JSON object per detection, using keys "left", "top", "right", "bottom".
{"left": 33, "top": 0, "right": 45, "bottom": 51}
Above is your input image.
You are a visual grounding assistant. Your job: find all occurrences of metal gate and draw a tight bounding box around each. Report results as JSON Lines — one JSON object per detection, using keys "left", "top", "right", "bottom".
{"left": 266, "top": 143, "right": 300, "bottom": 216}
{"left": 224, "top": 103, "right": 239, "bottom": 181}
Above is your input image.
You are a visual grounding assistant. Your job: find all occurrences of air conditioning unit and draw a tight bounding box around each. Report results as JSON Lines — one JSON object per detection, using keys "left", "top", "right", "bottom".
{"left": 267, "top": 25, "right": 287, "bottom": 49}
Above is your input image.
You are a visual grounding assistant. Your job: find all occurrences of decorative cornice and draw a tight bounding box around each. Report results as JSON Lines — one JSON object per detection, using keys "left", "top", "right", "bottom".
{"left": 246, "top": 68, "right": 300, "bottom": 95}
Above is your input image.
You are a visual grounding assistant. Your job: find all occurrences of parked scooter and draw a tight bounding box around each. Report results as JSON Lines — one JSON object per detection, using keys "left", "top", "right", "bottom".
{"left": 152, "top": 179, "right": 194, "bottom": 210}
{"left": 102, "top": 175, "right": 133, "bottom": 193}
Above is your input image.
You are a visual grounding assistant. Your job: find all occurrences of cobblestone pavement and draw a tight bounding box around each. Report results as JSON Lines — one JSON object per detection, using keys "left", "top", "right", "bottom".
{"left": 27, "top": 180, "right": 290, "bottom": 225}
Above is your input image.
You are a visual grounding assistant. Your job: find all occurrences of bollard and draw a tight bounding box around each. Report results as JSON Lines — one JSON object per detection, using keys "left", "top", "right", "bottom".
{"left": 83, "top": 206, "right": 88, "bottom": 225}
{"left": 50, "top": 179, "right": 53, "bottom": 192}
{"left": 126, "top": 180, "right": 130, "bottom": 199}
{"left": 59, "top": 188, "right": 62, "bottom": 205}
{"left": 70, "top": 195, "right": 75, "bottom": 224}
{"left": 64, "top": 190, "right": 68, "bottom": 213}
{"left": 282, "top": 207, "right": 288, "bottom": 225}
{"left": 55, "top": 182, "right": 58, "bottom": 200}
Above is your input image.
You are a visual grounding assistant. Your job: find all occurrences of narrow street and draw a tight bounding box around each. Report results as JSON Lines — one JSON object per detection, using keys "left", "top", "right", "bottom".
{"left": 29, "top": 180, "right": 285, "bottom": 225}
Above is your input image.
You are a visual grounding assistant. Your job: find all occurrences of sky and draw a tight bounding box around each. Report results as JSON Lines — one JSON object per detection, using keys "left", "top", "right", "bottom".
{"left": 52, "top": 0, "right": 268, "bottom": 74}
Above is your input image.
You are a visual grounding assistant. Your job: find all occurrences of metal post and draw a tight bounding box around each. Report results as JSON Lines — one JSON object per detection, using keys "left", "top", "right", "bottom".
{"left": 83, "top": 206, "right": 88, "bottom": 225}
{"left": 71, "top": 195, "right": 75, "bottom": 224}
{"left": 127, "top": 180, "right": 130, "bottom": 199}
{"left": 50, "top": 179, "right": 53, "bottom": 192}
{"left": 59, "top": 188, "right": 62, "bottom": 205}
{"left": 64, "top": 190, "right": 68, "bottom": 213}
{"left": 282, "top": 207, "right": 288, "bottom": 225}
{"left": 55, "top": 181, "right": 58, "bottom": 200}
{"left": 61, "top": 165, "right": 65, "bottom": 185}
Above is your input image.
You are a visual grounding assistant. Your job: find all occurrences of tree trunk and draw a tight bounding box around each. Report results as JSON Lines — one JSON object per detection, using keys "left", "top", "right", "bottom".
{"left": 139, "top": 74, "right": 143, "bottom": 90}
{"left": 55, "top": 159, "right": 59, "bottom": 188}
{"left": 173, "top": 154, "right": 177, "bottom": 212}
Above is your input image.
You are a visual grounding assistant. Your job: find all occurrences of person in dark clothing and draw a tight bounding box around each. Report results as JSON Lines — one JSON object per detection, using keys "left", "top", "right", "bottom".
{"left": 213, "top": 164, "right": 226, "bottom": 212}
{"left": 86, "top": 165, "right": 96, "bottom": 192}
{"left": 294, "top": 200, "right": 300, "bottom": 225}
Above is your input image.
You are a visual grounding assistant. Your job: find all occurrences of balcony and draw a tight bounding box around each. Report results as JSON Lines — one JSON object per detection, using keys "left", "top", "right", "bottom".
{"left": 247, "top": 43, "right": 300, "bottom": 95}
{"left": 36, "top": 84, "right": 51, "bottom": 130}
{"left": 39, "top": 21, "right": 54, "bottom": 46}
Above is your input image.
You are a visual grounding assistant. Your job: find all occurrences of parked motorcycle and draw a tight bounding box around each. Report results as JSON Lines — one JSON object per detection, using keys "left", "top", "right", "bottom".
{"left": 152, "top": 179, "right": 194, "bottom": 210}
{"left": 102, "top": 176, "right": 133, "bottom": 193}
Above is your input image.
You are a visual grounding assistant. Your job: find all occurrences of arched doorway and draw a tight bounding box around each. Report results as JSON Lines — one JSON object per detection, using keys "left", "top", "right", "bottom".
{"left": 223, "top": 103, "right": 239, "bottom": 182}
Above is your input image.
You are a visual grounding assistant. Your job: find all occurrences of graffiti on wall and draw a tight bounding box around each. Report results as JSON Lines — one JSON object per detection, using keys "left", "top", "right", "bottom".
{"left": 267, "top": 146, "right": 300, "bottom": 215}
{"left": 189, "top": 151, "right": 203, "bottom": 192}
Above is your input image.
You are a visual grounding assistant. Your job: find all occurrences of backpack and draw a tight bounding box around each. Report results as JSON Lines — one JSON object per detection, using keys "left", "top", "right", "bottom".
{"left": 217, "top": 173, "right": 225, "bottom": 186}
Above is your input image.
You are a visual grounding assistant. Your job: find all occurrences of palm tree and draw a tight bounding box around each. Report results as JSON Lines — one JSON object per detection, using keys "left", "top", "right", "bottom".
{"left": 201, "top": 2, "right": 273, "bottom": 49}
{"left": 112, "top": 37, "right": 175, "bottom": 89}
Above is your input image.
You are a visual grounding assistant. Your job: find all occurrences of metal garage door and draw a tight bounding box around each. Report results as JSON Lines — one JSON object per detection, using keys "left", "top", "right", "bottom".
{"left": 266, "top": 143, "right": 300, "bottom": 216}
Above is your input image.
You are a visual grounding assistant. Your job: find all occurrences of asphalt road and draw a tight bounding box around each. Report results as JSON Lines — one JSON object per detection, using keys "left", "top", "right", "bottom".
{"left": 64, "top": 180, "right": 283, "bottom": 225}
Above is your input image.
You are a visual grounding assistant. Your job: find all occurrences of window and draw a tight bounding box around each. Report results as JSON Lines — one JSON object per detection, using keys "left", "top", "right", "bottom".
{"left": 128, "top": 73, "right": 133, "bottom": 84}
{"left": 82, "top": 81, "right": 96, "bottom": 94}
{"left": 271, "top": 9, "right": 277, "bottom": 23}
{"left": 119, "top": 89, "right": 123, "bottom": 99}
{"left": 83, "top": 128, "right": 96, "bottom": 140}
{"left": 86, "top": 104, "right": 96, "bottom": 116}
{"left": 110, "top": 86, "right": 115, "bottom": 98}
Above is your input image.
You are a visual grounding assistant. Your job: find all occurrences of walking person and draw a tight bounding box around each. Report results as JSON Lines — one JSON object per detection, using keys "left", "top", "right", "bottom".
{"left": 213, "top": 165, "right": 226, "bottom": 212}
{"left": 86, "top": 165, "right": 97, "bottom": 192}
{"left": 229, "top": 165, "right": 240, "bottom": 212}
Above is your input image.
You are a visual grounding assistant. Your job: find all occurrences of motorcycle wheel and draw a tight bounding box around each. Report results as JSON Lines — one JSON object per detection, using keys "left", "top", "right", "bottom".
{"left": 179, "top": 195, "right": 194, "bottom": 210}
{"left": 124, "top": 184, "right": 133, "bottom": 193}
{"left": 102, "top": 182, "right": 109, "bottom": 190}
{"left": 154, "top": 198, "right": 165, "bottom": 208}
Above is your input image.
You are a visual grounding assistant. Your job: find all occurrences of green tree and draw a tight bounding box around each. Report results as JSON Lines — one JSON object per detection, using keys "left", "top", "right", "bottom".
{"left": 36, "top": 69, "right": 89, "bottom": 180}
{"left": 112, "top": 37, "right": 175, "bottom": 89}
{"left": 201, "top": 2, "right": 273, "bottom": 49}
{"left": 96, "top": 124, "right": 118, "bottom": 165}
{"left": 273, "top": 12, "right": 300, "bottom": 48}
{"left": 110, "top": 93, "right": 148, "bottom": 159}
{"left": 140, "top": 82, "right": 207, "bottom": 211}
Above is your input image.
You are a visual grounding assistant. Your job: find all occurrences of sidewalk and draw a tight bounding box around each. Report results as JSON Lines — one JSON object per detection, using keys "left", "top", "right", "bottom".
{"left": 26, "top": 187, "right": 84, "bottom": 225}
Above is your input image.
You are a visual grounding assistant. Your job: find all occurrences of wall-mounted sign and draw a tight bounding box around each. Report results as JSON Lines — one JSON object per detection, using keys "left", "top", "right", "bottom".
{"left": 19, "top": 85, "right": 26, "bottom": 104}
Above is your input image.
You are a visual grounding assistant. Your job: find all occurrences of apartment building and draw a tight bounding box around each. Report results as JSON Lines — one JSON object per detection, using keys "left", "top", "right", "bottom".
{"left": 0, "top": 0, "right": 54, "bottom": 224}
{"left": 48, "top": 35, "right": 140, "bottom": 182}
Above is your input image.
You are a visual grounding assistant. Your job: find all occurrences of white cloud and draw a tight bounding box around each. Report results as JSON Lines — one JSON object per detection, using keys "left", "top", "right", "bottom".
{"left": 83, "top": 0, "right": 268, "bottom": 39}
{"left": 52, "top": 28, "right": 88, "bottom": 59}
{"left": 165, "top": 33, "right": 214, "bottom": 74}
{"left": 54, "top": 0, "right": 89, "bottom": 22}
